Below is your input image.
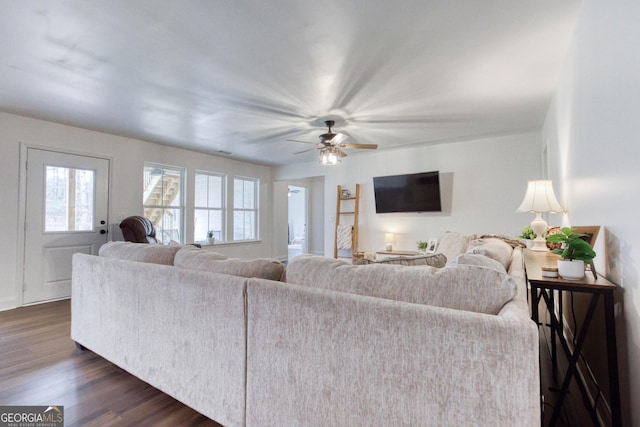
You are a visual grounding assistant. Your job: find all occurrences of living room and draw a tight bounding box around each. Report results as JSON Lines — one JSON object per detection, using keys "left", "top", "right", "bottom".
{"left": 1, "top": 0, "right": 639, "bottom": 425}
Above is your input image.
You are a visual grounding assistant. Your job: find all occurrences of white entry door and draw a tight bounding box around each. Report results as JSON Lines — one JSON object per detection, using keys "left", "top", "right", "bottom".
{"left": 23, "top": 148, "right": 109, "bottom": 305}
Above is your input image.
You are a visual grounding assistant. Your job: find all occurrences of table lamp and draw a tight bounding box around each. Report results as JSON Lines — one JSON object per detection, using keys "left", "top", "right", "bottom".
{"left": 516, "top": 180, "right": 564, "bottom": 251}
{"left": 384, "top": 233, "right": 394, "bottom": 251}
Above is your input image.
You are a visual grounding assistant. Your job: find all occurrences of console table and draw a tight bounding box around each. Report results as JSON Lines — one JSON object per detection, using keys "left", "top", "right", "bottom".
{"left": 375, "top": 250, "right": 422, "bottom": 260}
{"left": 524, "top": 250, "right": 621, "bottom": 427}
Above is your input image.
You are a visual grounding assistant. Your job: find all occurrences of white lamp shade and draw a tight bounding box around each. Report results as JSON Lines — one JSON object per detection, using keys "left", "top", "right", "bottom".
{"left": 384, "top": 233, "right": 394, "bottom": 243}
{"left": 516, "top": 180, "right": 564, "bottom": 213}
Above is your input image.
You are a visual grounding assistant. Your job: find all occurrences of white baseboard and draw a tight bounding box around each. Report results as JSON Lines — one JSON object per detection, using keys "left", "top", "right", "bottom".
{"left": 0, "top": 296, "right": 18, "bottom": 312}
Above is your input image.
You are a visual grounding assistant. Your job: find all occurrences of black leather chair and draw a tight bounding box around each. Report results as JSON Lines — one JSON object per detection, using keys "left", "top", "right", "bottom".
{"left": 119, "top": 216, "right": 158, "bottom": 244}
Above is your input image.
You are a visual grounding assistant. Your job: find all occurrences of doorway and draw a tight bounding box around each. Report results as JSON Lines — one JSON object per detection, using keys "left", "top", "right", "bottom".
{"left": 287, "top": 185, "right": 307, "bottom": 261}
{"left": 22, "top": 148, "right": 110, "bottom": 305}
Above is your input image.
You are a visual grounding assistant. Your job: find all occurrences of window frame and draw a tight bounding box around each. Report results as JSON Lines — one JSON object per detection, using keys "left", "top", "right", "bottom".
{"left": 142, "top": 162, "right": 185, "bottom": 244}
{"left": 232, "top": 176, "right": 260, "bottom": 242}
{"left": 193, "top": 170, "right": 226, "bottom": 243}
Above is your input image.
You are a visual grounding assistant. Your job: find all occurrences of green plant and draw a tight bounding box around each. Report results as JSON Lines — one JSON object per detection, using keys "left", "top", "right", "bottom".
{"left": 417, "top": 240, "right": 429, "bottom": 251}
{"left": 546, "top": 227, "right": 596, "bottom": 262}
{"left": 207, "top": 230, "right": 214, "bottom": 238}
{"left": 517, "top": 225, "right": 536, "bottom": 240}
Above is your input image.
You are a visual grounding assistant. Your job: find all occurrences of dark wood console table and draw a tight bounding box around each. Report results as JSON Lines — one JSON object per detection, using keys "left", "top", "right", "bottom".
{"left": 524, "top": 250, "right": 621, "bottom": 427}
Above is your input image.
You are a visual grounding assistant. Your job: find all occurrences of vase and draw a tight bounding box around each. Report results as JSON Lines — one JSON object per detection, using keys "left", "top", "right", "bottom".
{"left": 557, "top": 259, "right": 585, "bottom": 280}
{"left": 207, "top": 237, "right": 215, "bottom": 245}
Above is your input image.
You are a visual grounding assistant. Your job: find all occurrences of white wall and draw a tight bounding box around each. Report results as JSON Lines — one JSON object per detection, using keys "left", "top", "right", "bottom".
{"left": 0, "top": 112, "right": 273, "bottom": 310}
{"left": 543, "top": 0, "right": 640, "bottom": 423}
{"left": 274, "top": 132, "right": 543, "bottom": 256}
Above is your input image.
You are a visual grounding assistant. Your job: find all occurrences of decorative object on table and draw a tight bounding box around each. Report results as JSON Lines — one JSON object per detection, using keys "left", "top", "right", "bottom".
{"left": 206, "top": 230, "right": 215, "bottom": 245}
{"left": 541, "top": 266, "right": 559, "bottom": 278}
{"left": 426, "top": 238, "right": 438, "bottom": 253}
{"left": 384, "top": 232, "right": 394, "bottom": 251}
{"left": 516, "top": 180, "right": 564, "bottom": 252}
{"left": 517, "top": 225, "right": 536, "bottom": 248}
{"left": 417, "top": 240, "right": 429, "bottom": 253}
{"left": 545, "top": 226, "right": 562, "bottom": 250}
{"left": 546, "top": 227, "right": 597, "bottom": 280}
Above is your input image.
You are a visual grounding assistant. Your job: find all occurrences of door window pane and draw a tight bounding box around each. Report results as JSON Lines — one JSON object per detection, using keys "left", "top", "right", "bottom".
{"left": 45, "top": 166, "right": 95, "bottom": 232}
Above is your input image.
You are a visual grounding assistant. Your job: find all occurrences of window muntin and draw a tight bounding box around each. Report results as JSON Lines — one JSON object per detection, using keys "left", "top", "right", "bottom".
{"left": 143, "top": 164, "right": 184, "bottom": 244}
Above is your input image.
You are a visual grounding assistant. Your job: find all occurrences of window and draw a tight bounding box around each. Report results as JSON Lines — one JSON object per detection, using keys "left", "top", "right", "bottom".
{"left": 194, "top": 172, "right": 225, "bottom": 242}
{"left": 45, "top": 166, "right": 95, "bottom": 232}
{"left": 233, "top": 177, "right": 258, "bottom": 240}
{"left": 143, "top": 163, "right": 184, "bottom": 244}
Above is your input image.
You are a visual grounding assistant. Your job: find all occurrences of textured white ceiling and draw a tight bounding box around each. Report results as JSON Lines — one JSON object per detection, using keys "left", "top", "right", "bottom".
{"left": 0, "top": 0, "right": 581, "bottom": 165}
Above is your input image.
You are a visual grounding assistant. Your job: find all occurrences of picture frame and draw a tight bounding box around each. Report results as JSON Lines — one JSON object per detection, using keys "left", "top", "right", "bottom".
{"left": 426, "top": 237, "right": 438, "bottom": 253}
{"left": 573, "top": 226, "right": 600, "bottom": 279}
{"left": 572, "top": 226, "right": 600, "bottom": 248}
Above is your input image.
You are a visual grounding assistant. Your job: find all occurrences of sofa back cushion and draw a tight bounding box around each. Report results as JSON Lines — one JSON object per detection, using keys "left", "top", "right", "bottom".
{"left": 98, "top": 241, "right": 182, "bottom": 265}
{"left": 466, "top": 238, "right": 513, "bottom": 270}
{"left": 355, "top": 253, "right": 447, "bottom": 267}
{"left": 174, "top": 245, "right": 286, "bottom": 281}
{"left": 286, "top": 255, "right": 517, "bottom": 315}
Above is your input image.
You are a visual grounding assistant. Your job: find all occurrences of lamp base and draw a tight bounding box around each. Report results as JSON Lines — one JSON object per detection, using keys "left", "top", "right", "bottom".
{"left": 530, "top": 213, "right": 549, "bottom": 252}
{"left": 385, "top": 243, "right": 392, "bottom": 251}
{"left": 530, "top": 237, "right": 549, "bottom": 252}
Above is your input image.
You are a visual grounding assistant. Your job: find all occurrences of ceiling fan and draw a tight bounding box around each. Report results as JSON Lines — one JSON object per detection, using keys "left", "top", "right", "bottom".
{"left": 287, "top": 120, "right": 378, "bottom": 165}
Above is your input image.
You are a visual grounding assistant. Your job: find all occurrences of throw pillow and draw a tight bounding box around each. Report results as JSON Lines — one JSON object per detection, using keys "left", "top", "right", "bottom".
{"left": 436, "top": 231, "right": 477, "bottom": 263}
{"left": 466, "top": 238, "right": 513, "bottom": 270}
{"left": 450, "top": 253, "right": 507, "bottom": 274}
{"left": 355, "top": 253, "right": 447, "bottom": 268}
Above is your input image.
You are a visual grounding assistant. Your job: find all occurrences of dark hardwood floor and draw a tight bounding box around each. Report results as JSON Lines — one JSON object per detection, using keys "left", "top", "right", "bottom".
{"left": 0, "top": 299, "right": 221, "bottom": 427}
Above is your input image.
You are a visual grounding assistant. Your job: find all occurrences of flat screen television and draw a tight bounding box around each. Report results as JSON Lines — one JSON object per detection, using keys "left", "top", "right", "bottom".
{"left": 373, "top": 171, "right": 442, "bottom": 213}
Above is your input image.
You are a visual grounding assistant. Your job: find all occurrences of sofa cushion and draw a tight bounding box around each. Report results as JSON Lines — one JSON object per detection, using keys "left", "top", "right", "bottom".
{"left": 287, "top": 255, "right": 517, "bottom": 315}
{"left": 450, "top": 253, "right": 507, "bottom": 274}
{"left": 174, "top": 245, "right": 286, "bottom": 281}
{"left": 466, "top": 238, "right": 513, "bottom": 270}
{"left": 437, "top": 231, "right": 477, "bottom": 264}
{"left": 98, "top": 241, "right": 182, "bottom": 265}
{"left": 355, "top": 253, "right": 447, "bottom": 268}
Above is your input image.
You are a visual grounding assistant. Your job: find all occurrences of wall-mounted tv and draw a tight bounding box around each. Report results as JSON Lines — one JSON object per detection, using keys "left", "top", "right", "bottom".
{"left": 373, "top": 171, "right": 441, "bottom": 213}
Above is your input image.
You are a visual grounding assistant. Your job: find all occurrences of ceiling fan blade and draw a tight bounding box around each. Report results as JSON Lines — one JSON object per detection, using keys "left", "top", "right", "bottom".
{"left": 329, "top": 133, "right": 349, "bottom": 145}
{"left": 294, "top": 147, "right": 318, "bottom": 155}
{"left": 286, "top": 138, "right": 317, "bottom": 144}
{"left": 336, "top": 148, "right": 348, "bottom": 158}
{"left": 339, "top": 143, "right": 378, "bottom": 150}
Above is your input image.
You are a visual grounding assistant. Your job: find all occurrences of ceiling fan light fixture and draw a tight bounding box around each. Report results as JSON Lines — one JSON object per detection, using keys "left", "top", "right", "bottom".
{"left": 319, "top": 146, "right": 341, "bottom": 165}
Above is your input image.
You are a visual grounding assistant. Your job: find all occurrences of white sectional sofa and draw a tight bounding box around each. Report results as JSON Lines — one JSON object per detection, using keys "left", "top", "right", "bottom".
{"left": 71, "top": 234, "right": 540, "bottom": 426}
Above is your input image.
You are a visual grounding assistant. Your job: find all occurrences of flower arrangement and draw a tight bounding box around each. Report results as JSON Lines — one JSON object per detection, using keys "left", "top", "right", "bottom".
{"left": 517, "top": 225, "right": 536, "bottom": 240}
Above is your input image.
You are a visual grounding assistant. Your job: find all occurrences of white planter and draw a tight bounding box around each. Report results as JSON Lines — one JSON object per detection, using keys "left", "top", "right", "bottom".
{"left": 557, "top": 259, "right": 585, "bottom": 280}
{"left": 207, "top": 237, "right": 215, "bottom": 245}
